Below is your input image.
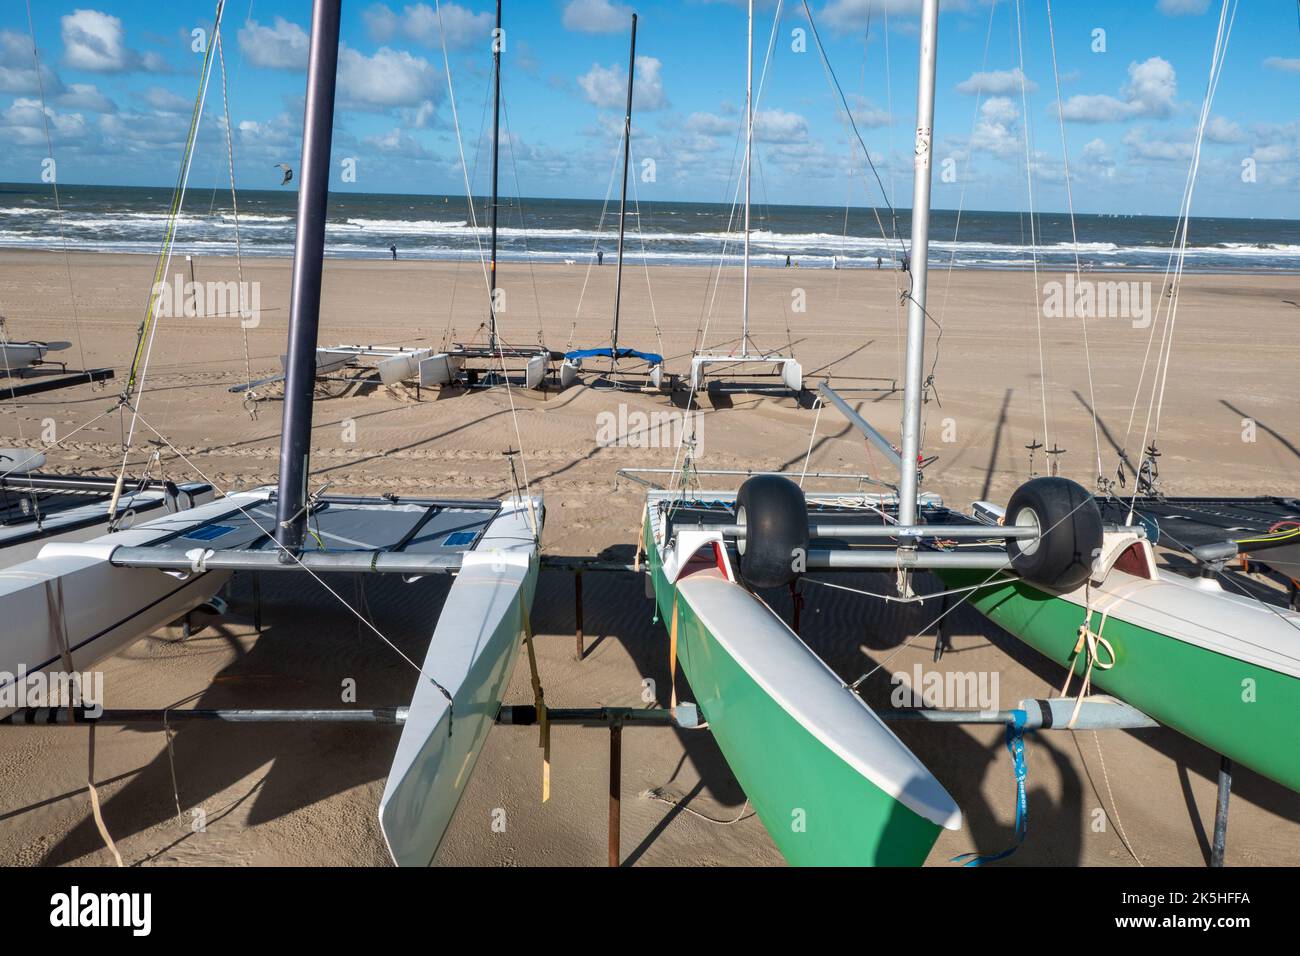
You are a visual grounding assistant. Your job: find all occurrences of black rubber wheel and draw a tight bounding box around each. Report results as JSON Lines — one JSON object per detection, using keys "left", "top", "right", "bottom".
{"left": 735, "top": 476, "right": 809, "bottom": 589}
{"left": 1005, "top": 477, "right": 1103, "bottom": 591}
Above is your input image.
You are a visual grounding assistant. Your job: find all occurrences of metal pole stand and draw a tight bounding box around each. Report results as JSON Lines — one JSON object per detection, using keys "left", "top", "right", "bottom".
{"left": 575, "top": 571, "right": 585, "bottom": 660}
{"left": 1211, "top": 756, "right": 1232, "bottom": 867}
{"left": 609, "top": 721, "right": 623, "bottom": 866}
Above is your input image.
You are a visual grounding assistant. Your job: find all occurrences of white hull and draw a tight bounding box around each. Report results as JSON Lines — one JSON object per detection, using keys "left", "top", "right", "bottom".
{"left": 0, "top": 492, "right": 261, "bottom": 711}
{"left": 525, "top": 353, "right": 548, "bottom": 390}
{"left": 1, "top": 342, "right": 48, "bottom": 372}
{"left": 377, "top": 349, "right": 433, "bottom": 386}
{"left": 1, "top": 482, "right": 215, "bottom": 571}
{"left": 379, "top": 496, "right": 542, "bottom": 866}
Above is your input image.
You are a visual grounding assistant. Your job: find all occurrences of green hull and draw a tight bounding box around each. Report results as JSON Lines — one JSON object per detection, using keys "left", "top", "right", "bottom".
{"left": 645, "top": 519, "right": 945, "bottom": 865}
{"left": 943, "top": 570, "right": 1300, "bottom": 792}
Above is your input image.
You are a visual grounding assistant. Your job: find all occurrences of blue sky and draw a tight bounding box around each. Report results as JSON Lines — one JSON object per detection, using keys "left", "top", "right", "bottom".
{"left": 1, "top": 0, "right": 1296, "bottom": 217}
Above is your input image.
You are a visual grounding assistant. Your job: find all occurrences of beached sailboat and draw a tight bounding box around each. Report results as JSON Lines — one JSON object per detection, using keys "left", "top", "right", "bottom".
{"left": 688, "top": 0, "right": 801, "bottom": 397}
{"left": 0, "top": 0, "right": 544, "bottom": 864}
{"left": 560, "top": 13, "right": 665, "bottom": 392}
{"left": 0, "top": 452, "right": 213, "bottom": 568}
{"left": 0, "top": 338, "right": 68, "bottom": 373}
{"left": 377, "top": 0, "right": 556, "bottom": 393}
{"left": 641, "top": 0, "right": 1300, "bottom": 869}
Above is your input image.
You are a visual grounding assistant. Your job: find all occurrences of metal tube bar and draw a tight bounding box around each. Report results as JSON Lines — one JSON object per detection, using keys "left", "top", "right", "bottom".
{"left": 0, "top": 707, "right": 408, "bottom": 726}
{"left": 897, "top": 0, "right": 940, "bottom": 526}
{"left": 497, "top": 706, "right": 675, "bottom": 728}
{"left": 618, "top": 467, "right": 895, "bottom": 481}
{"left": 807, "top": 549, "right": 1012, "bottom": 570}
{"left": 275, "top": 0, "right": 342, "bottom": 556}
{"left": 109, "top": 547, "right": 463, "bottom": 575}
{"left": 696, "top": 522, "right": 1037, "bottom": 540}
{"left": 610, "top": 14, "right": 636, "bottom": 358}
{"left": 818, "top": 381, "right": 903, "bottom": 471}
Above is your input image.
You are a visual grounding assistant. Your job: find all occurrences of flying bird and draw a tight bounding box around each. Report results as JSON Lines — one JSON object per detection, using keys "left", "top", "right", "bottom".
{"left": 274, "top": 163, "right": 293, "bottom": 186}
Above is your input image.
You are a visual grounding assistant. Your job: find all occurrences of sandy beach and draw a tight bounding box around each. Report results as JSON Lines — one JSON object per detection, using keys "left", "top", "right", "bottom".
{"left": 1, "top": 248, "right": 1297, "bottom": 867}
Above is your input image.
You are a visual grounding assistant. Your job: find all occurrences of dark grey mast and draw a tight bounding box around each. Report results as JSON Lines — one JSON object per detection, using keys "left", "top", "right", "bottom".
{"left": 609, "top": 12, "right": 637, "bottom": 365}
{"left": 487, "top": 0, "right": 502, "bottom": 352}
{"left": 274, "top": 0, "right": 340, "bottom": 555}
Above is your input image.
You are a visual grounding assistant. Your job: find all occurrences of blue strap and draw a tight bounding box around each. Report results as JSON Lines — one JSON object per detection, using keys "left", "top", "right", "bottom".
{"left": 951, "top": 709, "right": 1029, "bottom": 866}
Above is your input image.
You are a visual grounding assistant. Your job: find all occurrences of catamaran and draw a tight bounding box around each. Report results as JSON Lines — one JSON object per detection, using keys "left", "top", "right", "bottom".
{"left": 560, "top": 13, "right": 666, "bottom": 392}
{"left": 0, "top": 338, "right": 67, "bottom": 373}
{"left": 641, "top": 0, "right": 1300, "bottom": 868}
{"left": 687, "top": 1, "right": 801, "bottom": 397}
{"left": 0, "top": 0, "right": 544, "bottom": 865}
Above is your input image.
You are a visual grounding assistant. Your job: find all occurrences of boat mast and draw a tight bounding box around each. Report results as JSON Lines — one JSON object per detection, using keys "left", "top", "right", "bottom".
{"left": 610, "top": 12, "right": 637, "bottom": 364}
{"left": 741, "top": 0, "right": 753, "bottom": 354}
{"left": 897, "top": 0, "right": 938, "bottom": 528}
{"left": 488, "top": 0, "right": 503, "bottom": 352}
{"left": 275, "top": 0, "right": 340, "bottom": 556}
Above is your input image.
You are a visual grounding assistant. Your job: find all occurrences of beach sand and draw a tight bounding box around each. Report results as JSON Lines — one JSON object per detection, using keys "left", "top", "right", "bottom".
{"left": 1, "top": 249, "right": 1297, "bottom": 867}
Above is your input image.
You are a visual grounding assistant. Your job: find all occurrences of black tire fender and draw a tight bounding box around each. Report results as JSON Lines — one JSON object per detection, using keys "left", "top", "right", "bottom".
{"left": 736, "top": 476, "right": 809, "bottom": 589}
{"left": 1005, "top": 477, "right": 1103, "bottom": 591}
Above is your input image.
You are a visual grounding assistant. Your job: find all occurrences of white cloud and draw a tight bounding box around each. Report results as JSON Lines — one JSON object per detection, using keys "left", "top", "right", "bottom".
{"left": 362, "top": 4, "right": 400, "bottom": 42}
{"left": 0, "top": 29, "right": 65, "bottom": 95}
{"left": 686, "top": 111, "right": 735, "bottom": 138}
{"left": 1264, "top": 57, "right": 1300, "bottom": 73}
{"left": 970, "top": 96, "right": 1022, "bottom": 156}
{"left": 847, "top": 94, "right": 891, "bottom": 128}
{"left": 754, "top": 109, "right": 809, "bottom": 144}
{"left": 400, "top": 99, "right": 438, "bottom": 129}
{"left": 142, "top": 87, "right": 189, "bottom": 112}
{"left": 577, "top": 56, "right": 666, "bottom": 111}
{"left": 563, "top": 0, "right": 633, "bottom": 34}
{"left": 1156, "top": 0, "right": 1209, "bottom": 15}
{"left": 1082, "top": 137, "right": 1116, "bottom": 178}
{"left": 61, "top": 9, "right": 157, "bottom": 73}
{"left": 0, "top": 97, "right": 87, "bottom": 146}
{"left": 364, "top": 3, "right": 492, "bottom": 49}
{"left": 58, "top": 83, "right": 114, "bottom": 113}
{"left": 956, "top": 68, "right": 1036, "bottom": 96}
{"left": 1204, "top": 115, "right": 1243, "bottom": 144}
{"left": 239, "top": 17, "right": 309, "bottom": 70}
{"left": 1123, "top": 126, "right": 1192, "bottom": 161}
{"left": 339, "top": 47, "right": 440, "bottom": 109}
{"left": 364, "top": 127, "right": 432, "bottom": 158}
{"left": 1060, "top": 57, "right": 1176, "bottom": 123}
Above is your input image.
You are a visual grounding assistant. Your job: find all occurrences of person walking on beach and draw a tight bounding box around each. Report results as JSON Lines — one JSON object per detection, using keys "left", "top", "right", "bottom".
{"left": 390, "top": 244, "right": 397, "bottom": 260}
{"left": 785, "top": 254, "right": 791, "bottom": 267}
{"left": 876, "top": 256, "right": 882, "bottom": 269}
{"left": 597, "top": 248, "right": 604, "bottom": 266}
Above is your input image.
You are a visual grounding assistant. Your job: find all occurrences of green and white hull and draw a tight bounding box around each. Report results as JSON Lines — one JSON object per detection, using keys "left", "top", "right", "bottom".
{"left": 644, "top": 494, "right": 961, "bottom": 866}
{"left": 943, "top": 533, "right": 1300, "bottom": 792}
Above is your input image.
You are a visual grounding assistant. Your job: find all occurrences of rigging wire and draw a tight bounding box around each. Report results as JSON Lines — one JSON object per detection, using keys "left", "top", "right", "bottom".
{"left": 565, "top": 134, "right": 625, "bottom": 350}
{"left": 799, "top": 0, "right": 902, "bottom": 260}
{"left": 1044, "top": 0, "right": 1103, "bottom": 487}
{"left": 1013, "top": 0, "right": 1055, "bottom": 459}
{"left": 216, "top": 8, "right": 255, "bottom": 398}
{"left": 627, "top": 149, "right": 667, "bottom": 360}
{"left": 108, "top": 0, "right": 226, "bottom": 523}
{"left": 433, "top": 0, "right": 535, "bottom": 528}
{"left": 1143, "top": 1, "right": 1238, "bottom": 453}
{"left": 1119, "top": 0, "right": 1235, "bottom": 486}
